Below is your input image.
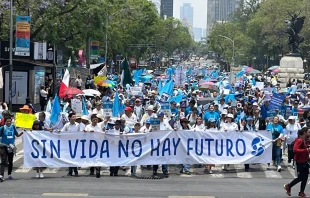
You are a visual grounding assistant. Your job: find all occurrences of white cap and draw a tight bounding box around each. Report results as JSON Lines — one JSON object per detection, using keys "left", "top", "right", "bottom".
{"left": 226, "top": 114, "right": 234, "bottom": 118}
{"left": 288, "top": 116, "right": 295, "bottom": 120}
{"left": 147, "top": 105, "right": 154, "bottom": 111}
{"left": 253, "top": 102, "right": 258, "bottom": 106}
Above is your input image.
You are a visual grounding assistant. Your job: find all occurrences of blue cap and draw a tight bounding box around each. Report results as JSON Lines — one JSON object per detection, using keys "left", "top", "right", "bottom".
{"left": 208, "top": 118, "right": 216, "bottom": 122}
{"left": 157, "top": 112, "right": 164, "bottom": 117}
{"left": 246, "top": 117, "right": 253, "bottom": 121}
{"left": 146, "top": 119, "right": 151, "bottom": 124}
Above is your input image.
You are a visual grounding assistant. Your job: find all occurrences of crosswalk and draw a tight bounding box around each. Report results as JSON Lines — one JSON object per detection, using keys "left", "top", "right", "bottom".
{"left": 10, "top": 137, "right": 297, "bottom": 179}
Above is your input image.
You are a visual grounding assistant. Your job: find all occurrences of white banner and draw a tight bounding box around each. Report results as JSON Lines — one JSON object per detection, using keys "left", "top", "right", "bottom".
{"left": 23, "top": 131, "right": 272, "bottom": 168}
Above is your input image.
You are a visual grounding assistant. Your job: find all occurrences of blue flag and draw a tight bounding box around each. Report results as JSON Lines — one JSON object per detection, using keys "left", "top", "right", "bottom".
{"left": 224, "top": 94, "right": 235, "bottom": 103}
{"left": 159, "top": 80, "right": 174, "bottom": 96}
{"left": 112, "top": 92, "right": 125, "bottom": 117}
{"left": 235, "top": 70, "right": 245, "bottom": 78}
{"left": 82, "top": 97, "right": 88, "bottom": 116}
{"left": 168, "top": 94, "right": 184, "bottom": 103}
{"left": 50, "top": 95, "right": 61, "bottom": 124}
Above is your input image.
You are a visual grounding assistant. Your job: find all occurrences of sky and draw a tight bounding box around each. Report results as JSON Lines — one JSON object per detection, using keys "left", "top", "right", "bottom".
{"left": 173, "top": 0, "right": 207, "bottom": 29}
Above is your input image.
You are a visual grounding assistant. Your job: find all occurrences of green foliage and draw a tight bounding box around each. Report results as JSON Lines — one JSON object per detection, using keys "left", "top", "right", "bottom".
{"left": 208, "top": 0, "right": 310, "bottom": 68}
{"left": 0, "top": 0, "right": 194, "bottom": 61}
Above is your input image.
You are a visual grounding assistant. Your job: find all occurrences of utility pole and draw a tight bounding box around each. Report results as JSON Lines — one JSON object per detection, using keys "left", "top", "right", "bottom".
{"left": 9, "top": 0, "right": 13, "bottom": 111}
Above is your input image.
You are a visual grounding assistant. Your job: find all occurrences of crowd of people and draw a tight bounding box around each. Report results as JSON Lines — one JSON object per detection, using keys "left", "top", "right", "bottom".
{"left": 0, "top": 64, "right": 309, "bottom": 197}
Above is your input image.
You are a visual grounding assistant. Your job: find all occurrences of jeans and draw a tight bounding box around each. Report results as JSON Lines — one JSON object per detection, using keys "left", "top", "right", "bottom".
{"left": 153, "top": 164, "right": 168, "bottom": 173}
{"left": 272, "top": 144, "right": 281, "bottom": 166}
{"left": 131, "top": 166, "right": 137, "bottom": 176}
{"left": 0, "top": 147, "right": 13, "bottom": 176}
{"left": 289, "top": 162, "right": 309, "bottom": 193}
{"left": 179, "top": 164, "right": 190, "bottom": 172}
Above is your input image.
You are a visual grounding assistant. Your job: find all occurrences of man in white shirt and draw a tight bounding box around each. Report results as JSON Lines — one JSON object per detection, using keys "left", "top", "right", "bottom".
{"left": 75, "top": 76, "right": 83, "bottom": 90}
{"left": 61, "top": 112, "right": 80, "bottom": 176}
{"left": 85, "top": 114, "right": 103, "bottom": 178}
{"left": 75, "top": 114, "right": 85, "bottom": 131}
{"left": 121, "top": 107, "right": 137, "bottom": 129}
{"left": 92, "top": 101, "right": 104, "bottom": 117}
{"left": 140, "top": 105, "right": 156, "bottom": 126}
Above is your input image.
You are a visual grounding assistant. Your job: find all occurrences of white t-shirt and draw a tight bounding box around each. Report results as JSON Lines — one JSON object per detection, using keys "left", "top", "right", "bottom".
{"left": 92, "top": 108, "right": 104, "bottom": 116}
{"left": 220, "top": 122, "right": 238, "bottom": 132}
{"left": 193, "top": 124, "right": 205, "bottom": 131}
{"left": 84, "top": 124, "right": 102, "bottom": 132}
{"left": 121, "top": 114, "right": 138, "bottom": 128}
{"left": 285, "top": 123, "right": 301, "bottom": 144}
{"left": 61, "top": 122, "right": 80, "bottom": 132}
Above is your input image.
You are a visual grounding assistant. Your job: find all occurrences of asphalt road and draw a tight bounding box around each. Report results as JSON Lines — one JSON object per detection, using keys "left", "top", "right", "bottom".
{"left": 0, "top": 137, "right": 305, "bottom": 198}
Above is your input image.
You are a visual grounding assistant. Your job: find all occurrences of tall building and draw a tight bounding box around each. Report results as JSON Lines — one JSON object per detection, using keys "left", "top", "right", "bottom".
{"left": 180, "top": 3, "right": 194, "bottom": 27}
{"left": 149, "top": 0, "right": 161, "bottom": 15}
{"left": 161, "top": 0, "right": 173, "bottom": 19}
{"left": 207, "top": 0, "right": 241, "bottom": 36}
{"left": 193, "top": 27, "right": 202, "bottom": 41}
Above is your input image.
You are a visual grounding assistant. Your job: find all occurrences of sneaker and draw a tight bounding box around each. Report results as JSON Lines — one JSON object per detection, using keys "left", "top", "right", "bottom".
{"left": 208, "top": 169, "right": 213, "bottom": 174}
{"left": 7, "top": 175, "right": 13, "bottom": 180}
{"left": 35, "top": 173, "right": 40, "bottom": 178}
{"left": 67, "top": 172, "right": 72, "bottom": 176}
{"left": 221, "top": 165, "right": 225, "bottom": 170}
{"left": 0, "top": 175, "right": 4, "bottom": 182}
{"left": 185, "top": 171, "right": 191, "bottom": 175}
{"left": 277, "top": 165, "right": 282, "bottom": 172}
{"left": 163, "top": 171, "right": 169, "bottom": 176}
{"left": 39, "top": 172, "right": 44, "bottom": 179}
{"left": 74, "top": 172, "right": 78, "bottom": 177}
{"left": 298, "top": 192, "right": 307, "bottom": 197}
{"left": 96, "top": 173, "right": 100, "bottom": 178}
{"left": 284, "top": 184, "right": 291, "bottom": 196}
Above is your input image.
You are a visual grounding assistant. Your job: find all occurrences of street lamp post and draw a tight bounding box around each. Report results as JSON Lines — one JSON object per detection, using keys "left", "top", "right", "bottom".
{"left": 218, "top": 35, "right": 235, "bottom": 69}
{"left": 9, "top": 0, "right": 13, "bottom": 111}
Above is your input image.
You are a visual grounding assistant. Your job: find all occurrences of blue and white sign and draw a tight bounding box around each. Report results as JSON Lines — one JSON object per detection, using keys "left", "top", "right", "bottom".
{"left": 269, "top": 93, "right": 285, "bottom": 110}
{"left": 23, "top": 130, "right": 272, "bottom": 167}
{"left": 150, "top": 118, "right": 160, "bottom": 131}
{"left": 103, "top": 101, "right": 113, "bottom": 116}
{"left": 160, "top": 102, "right": 171, "bottom": 115}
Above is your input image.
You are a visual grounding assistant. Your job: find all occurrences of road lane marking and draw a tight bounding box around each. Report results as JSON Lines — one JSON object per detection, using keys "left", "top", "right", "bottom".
{"left": 15, "top": 165, "right": 32, "bottom": 173}
{"left": 42, "top": 193, "right": 88, "bottom": 197}
{"left": 209, "top": 166, "right": 224, "bottom": 178}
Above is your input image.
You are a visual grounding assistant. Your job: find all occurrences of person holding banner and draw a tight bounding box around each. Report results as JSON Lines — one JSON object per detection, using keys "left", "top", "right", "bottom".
{"left": 85, "top": 114, "right": 103, "bottom": 178}
{"left": 267, "top": 116, "right": 284, "bottom": 172}
{"left": 0, "top": 117, "right": 23, "bottom": 182}
{"left": 284, "top": 128, "right": 309, "bottom": 198}
{"left": 152, "top": 112, "right": 173, "bottom": 176}
{"left": 31, "top": 120, "right": 46, "bottom": 178}
{"left": 178, "top": 117, "right": 192, "bottom": 175}
{"left": 192, "top": 116, "right": 205, "bottom": 131}
{"left": 203, "top": 104, "right": 220, "bottom": 126}
{"left": 140, "top": 119, "right": 152, "bottom": 133}
{"left": 61, "top": 113, "right": 81, "bottom": 176}
{"left": 140, "top": 105, "right": 156, "bottom": 126}
{"left": 107, "top": 120, "right": 121, "bottom": 176}
{"left": 220, "top": 114, "right": 238, "bottom": 132}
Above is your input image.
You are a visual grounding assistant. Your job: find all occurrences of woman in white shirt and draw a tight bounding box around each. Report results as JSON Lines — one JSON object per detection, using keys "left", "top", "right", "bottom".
{"left": 192, "top": 116, "right": 205, "bottom": 131}
{"left": 85, "top": 114, "right": 103, "bottom": 178}
{"left": 220, "top": 114, "right": 238, "bottom": 132}
{"left": 285, "top": 116, "right": 300, "bottom": 167}
{"left": 187, "top": 107, "right": 198, "bottom": 127}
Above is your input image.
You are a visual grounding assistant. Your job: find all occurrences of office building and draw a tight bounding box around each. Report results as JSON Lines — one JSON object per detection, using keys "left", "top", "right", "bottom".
{"left": 149, "top": 0, "right": 161, "bottom": 15}
{"left": 180, "top": 3, "right": 194, "bottom": 27}
{"left": 207, "top": 0, "right": 241, "bottom": 36}
{"left": 161, "top": 0, "right": 173, "bottom": 19}
{"left": 193, "top": 27, "right": 202, "bottom": 41}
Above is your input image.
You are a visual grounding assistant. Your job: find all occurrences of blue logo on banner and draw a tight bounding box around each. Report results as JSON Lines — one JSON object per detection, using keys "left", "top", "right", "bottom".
{"left": 251, "top": 136, "right": 265, "bottom": 156}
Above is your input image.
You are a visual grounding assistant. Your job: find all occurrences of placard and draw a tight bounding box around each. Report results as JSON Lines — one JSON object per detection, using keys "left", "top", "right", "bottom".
{"left": 130, "top": 87, "right": 143, "bottom": 96}
{"left": 255, "top": 82, "right": 264, "bottom": 90}
{"left": 160, "top": 102, "right": 171, "bottom": 115}
{"left": 150, "top": 118, "right": 160, "bottom": 131}
{"left": 15, "top": 112, "right": 36, "bottom": 129}
{"left": 266, "top": 110, "right": 277, "bottom": 120}
{"left": 103, "top": 101, "right": 113, "bottom": 117}
{"left": 160, "top": 92, "right": 169, "bottom": 102}
{"left": 71, "top": 99, "right": 82, "bottom": 114}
